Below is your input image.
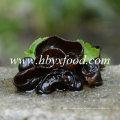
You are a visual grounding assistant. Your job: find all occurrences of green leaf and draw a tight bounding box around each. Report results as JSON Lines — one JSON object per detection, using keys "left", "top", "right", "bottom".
{"left": 24, "top": 37, "right": 48, "bottom": 59}
{"left": 77, "top": 40, "right": 100, "bottom": 62}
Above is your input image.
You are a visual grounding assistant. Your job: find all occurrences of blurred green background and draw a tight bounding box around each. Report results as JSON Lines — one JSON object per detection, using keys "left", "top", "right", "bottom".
{"left": 0, "top": 0, "right": 120, "bottom": 66}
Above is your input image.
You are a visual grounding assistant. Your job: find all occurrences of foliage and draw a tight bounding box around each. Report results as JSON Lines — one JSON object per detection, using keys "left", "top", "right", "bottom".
{"left": 77, "top": 40, "right": 100, "bottom": 62}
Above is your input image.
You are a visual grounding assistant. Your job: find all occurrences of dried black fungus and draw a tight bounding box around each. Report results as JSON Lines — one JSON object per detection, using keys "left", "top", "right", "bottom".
{"left": 18, "top": 57, "right": 34, "bottom": 72}
{"left": 14, "top": 36, "right": 104, "bottom": 94}
{"left": 14, "top": 67, "right": 48, "bottom": 91}
{"left": 34, "top": 48, "right": 66, "bottom": 70}
{"left": 34, "top": 36, "right": 84, "bottom": 70}
{"left": 80, "top": 60, "right": 102, "bottom": 86}
{"left": 36, "top": 68, "right": 83, "bottom": 94}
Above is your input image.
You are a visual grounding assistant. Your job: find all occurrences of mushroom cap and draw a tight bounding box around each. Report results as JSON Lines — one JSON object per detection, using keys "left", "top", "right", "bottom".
{"left": 14, "top": 67, "right": 49, "bottom": 91}
{"left": 81, "top": 61, "right": 103, "bottom": 86}
{"left": 35, "top": 36, "right": 84, "bottom": 70}
{"left": 36, "top": 68, "right": 83, "bottom": 94}
{"left": 34, "top": 48, "right": 66, "bottom": 70}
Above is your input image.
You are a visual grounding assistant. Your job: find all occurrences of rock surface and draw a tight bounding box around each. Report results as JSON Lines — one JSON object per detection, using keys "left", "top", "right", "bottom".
{"left": 0, "top": 66, "right": 120, "bottom": 120}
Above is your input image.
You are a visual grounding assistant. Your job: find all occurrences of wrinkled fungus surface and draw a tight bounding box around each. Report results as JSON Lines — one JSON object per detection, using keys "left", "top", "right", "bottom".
{"left": 14, "top": 36, "right": 104, "bottom": 94}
